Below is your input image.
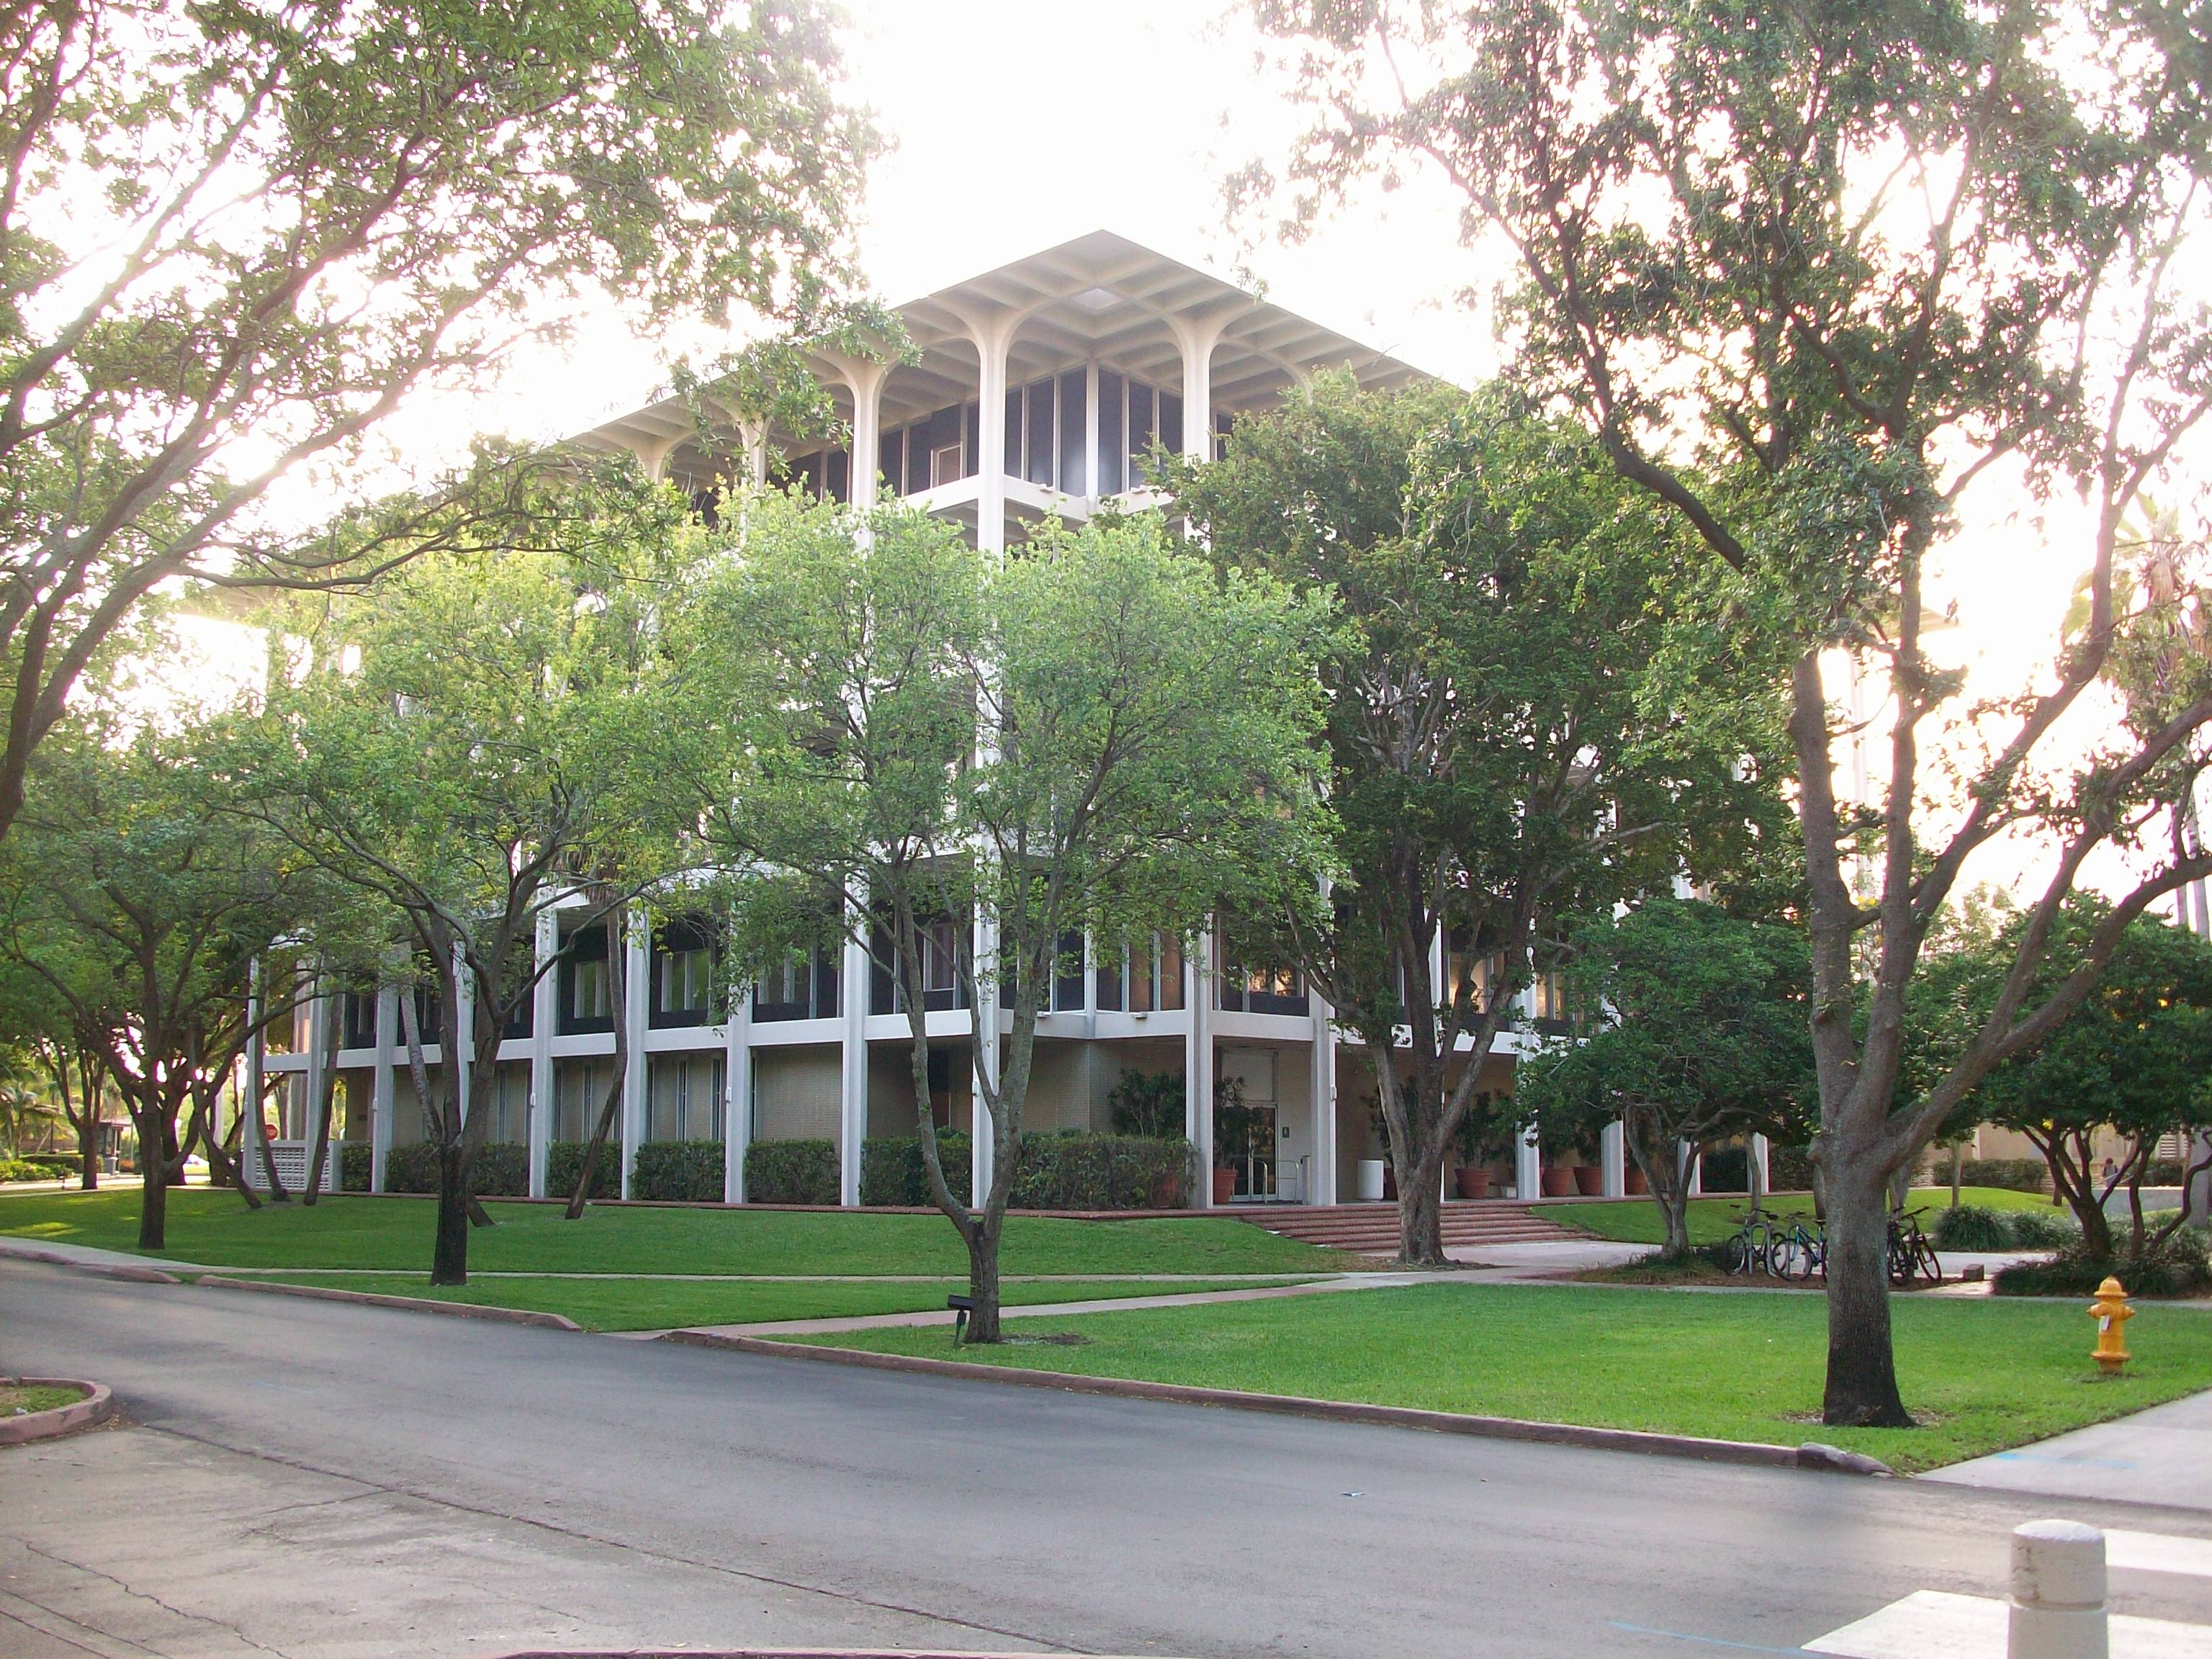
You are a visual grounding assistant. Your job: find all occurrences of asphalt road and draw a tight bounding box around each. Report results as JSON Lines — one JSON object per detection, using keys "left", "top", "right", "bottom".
{"left": 5, "top": 1260, "right": 2211, "bottom": 1659}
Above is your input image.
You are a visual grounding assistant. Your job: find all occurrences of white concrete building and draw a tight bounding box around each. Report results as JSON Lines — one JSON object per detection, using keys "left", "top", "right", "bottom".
{"left": 250, "top": 232, "right": 1614, "bottom": 1211}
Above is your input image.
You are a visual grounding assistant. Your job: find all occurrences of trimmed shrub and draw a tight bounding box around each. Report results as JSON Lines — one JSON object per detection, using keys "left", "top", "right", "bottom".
{"left": 860, "top": 1133, "right": 971, "bottom": 1207}
{"left": 1995, "top": 1229, "right": 2210, "bottom": 1298}
{"left": 2004, "top": 1207, "right": 2080, "bottom": 1249}
{"left": 1932, "top": 1205, "right": 2009, "bottom": 1251}
{"left": 387, "top": 1141, "right": 529, "bottom": 1197}
{"left": 1009, "top": 1131, "right": 1192, "bottom": 1211}
{"left": 632, "top": 1140, "right": 725, "bottom": 1203}
{"left": 1767, "top": 1146, "right": 1814, "bottom": 1192}
{"left": 0, "top": 1155, "right": 71, "bottom": 1182}
{"left": 745, "top": 1138, "right": 838, "bottom": 1205}
{"left": 1961, "top": 1157, "right": 2049, "bottom": 1193}
{"left": 545, "top": 1140, "right": 616, "bottom": 1202}
{"left": 340, "top": 1143, "right": 373, "bottom": 1192}
{"left": 383, "top": 1142, "right": 438, "bottom": 1193}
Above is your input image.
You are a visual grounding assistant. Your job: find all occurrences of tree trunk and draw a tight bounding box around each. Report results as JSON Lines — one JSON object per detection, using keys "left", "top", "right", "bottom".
{"left": 76, "top": 1108, "right": 98, "bottom": 1190}
{"left": 135, "top": 1101, "right": 168, "bottom": 1251}
{"left": 431, "top": 1136, "right": 472, "bottom": 1285}
{"left": 1395, "top": 1143, "right": 1447, "bottom": 1264}
{"left": 1950, "top": 1141, "right": 1964, "bottom": 1207}
{"left": 187, "top": 1064, "right": 258, "bottom": 1211}
{"left": 966, "top": 1210, "right": 1004, "bottom": 1342}
{"left": 1821, "top": 1162, "right": 1912, "bottom": 1427}
{"left": 253, "top": 1066, "right": 293, "bottom": 1204}
{"left": 302, "top": 989, "right": 343, "bottom": 1205}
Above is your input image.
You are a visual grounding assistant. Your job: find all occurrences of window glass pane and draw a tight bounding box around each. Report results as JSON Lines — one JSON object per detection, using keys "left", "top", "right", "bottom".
{"left": 1005, "top": 387, "right": 1022, "bottom": 475}
{"left": 1129, "top": 382, "right": 1157, "bottom": 484}
{"left": 826, "top": 448, "right": 850, "bottom": 504}
{"left": 1025, "top": 379, "right": 1053, "bottom": 486}
{"left": 1057, "top": 369, "right": 1087, "bottom": 496}
{"left": 1097, "top": 370, "right": 1124, "bottom": 494}
{"left": 1215, "top": 408, "right": 1233, "bottom": 462}
{"left": 964, "top": 401, "right": 980, "bottom": 476}
{"left": 881, "top": 429, "right": 904, "bottom": 498}
{"left": 1159, "top": 392, "right": 1183, "bottom": 457}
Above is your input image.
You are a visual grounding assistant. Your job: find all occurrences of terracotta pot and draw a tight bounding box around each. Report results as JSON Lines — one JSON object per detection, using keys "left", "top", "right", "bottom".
{"left": 1539, "top": 1167, "right": 1578, "bottom": 1197}
{"left": 1624, "top": 1166, "right": 1649, "bottom": 1196}
{"left": 1455, "top": 1165, "right": 1491, "bottom": 1200}
{"left": 1212, "top": 1167, "right": 1238, "bottom": 1205}
{"left": 1573, "top": 1165, "right": 1604, "bottom": 1197}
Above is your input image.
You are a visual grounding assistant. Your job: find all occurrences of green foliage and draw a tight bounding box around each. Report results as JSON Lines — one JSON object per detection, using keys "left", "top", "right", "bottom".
{"left": 1995, "top": 1230, "right": 2211, "bottom": 1299}
{"left": 544, "top": 1141, "right": 616, "bottom": 1203}
{"left": 860, "top": 1133, "right": 972, "bottom": 1208}
{"left": 1960, "top": 1159, "right": 2052, "bottom": 1195}
{"left": 386, "top": 1142, "right": 529, "bottom": 1198}
{"left": 1107, "top": 1069, "right": 1186, "bottom": 1139}
{"left": 1008, "top": 1133, "right": 1194, "bottom": 1213}
{"left": 0, "top": 1155, "right": 68, "bottom": 1182}
{"left": 1934, "top": 1205, "right": 2079, "bottom": 1252}
{"left": 630, "top": 1141, "right": 727, "bottom": 1204}
{"left": 340, "top": 1144, "right": 373, "bottom": 1194}
{"left": 744, "top": 1138, "right": 839, "bottom": 1207}
{"left": 0, "top": 0, "right": 873, "bottom": 847}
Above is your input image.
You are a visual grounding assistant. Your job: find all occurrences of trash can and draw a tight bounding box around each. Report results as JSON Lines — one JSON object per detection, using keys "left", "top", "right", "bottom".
{"left": 1357, "top": 1159, "right": 1385, "bottom": 1202}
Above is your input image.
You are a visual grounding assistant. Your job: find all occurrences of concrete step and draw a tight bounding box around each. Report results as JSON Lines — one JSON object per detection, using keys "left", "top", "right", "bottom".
{"left": 1232, "top": 1201, "right": 1585, "bottom": 1256}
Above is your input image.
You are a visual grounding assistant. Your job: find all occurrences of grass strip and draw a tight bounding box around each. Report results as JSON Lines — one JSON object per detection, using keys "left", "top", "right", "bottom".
{"left": 0, "top": 1187, "right": 1360, "bottom": 1276}
{"left": 788, "top": 1280, "right": 2212, "bottom": 1473}
{"left": 240, "top": 1272, "right": 1316, "bottom": 1331}
{"left": 1, "top": 1383, "right": 86, "bottom": 1415}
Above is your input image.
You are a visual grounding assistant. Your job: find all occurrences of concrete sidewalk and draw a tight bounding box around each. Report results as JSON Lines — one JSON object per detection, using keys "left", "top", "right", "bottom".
{"left": 1923, "top": 1386, "right": 2212, "bottom": 1513}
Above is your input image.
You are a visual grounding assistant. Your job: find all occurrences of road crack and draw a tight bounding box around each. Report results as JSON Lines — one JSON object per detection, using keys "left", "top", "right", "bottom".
{"left": 14, "top": 1540, "right": 297, "bottom": 1658}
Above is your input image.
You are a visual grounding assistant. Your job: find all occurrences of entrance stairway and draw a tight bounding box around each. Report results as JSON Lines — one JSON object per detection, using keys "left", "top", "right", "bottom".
{"left": 1231, "top": 1200, "right": 1584, "bottom": 1256}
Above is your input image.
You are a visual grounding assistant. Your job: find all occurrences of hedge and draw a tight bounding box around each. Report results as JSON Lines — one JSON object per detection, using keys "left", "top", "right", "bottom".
{"left": 1961, "top": 1156, "right": 2049, "bottom": 1193}
{"left": 745, "top": 1138, "right": 839, "bottom": 1205}
{"left": 860, "top": 1132, "right": 971, "bottom": 1206}
{"left": 0, "top": 1154, "right": 73, "bottom": 1182}
{"left": 545, "top": 1139, "right": 616, "bottom": 1202}
{"left": 1768, "top": 1146, "right": 1814, "bottom": 1192}
{"left": 1699, "top": 1145, "right": 1749, "bottom": 1192}
{"left": 1009, "top": 1132, "right": 1192, "bottom": 1211}
{"left": 633, "top": 1139, "right": 726, "bottom": 1202}
{"left": 385, "top": 1141, "right": 529, "bottom": 1197}
{"left": 341, "top": 1143, "right": 372, "bottom": 1192}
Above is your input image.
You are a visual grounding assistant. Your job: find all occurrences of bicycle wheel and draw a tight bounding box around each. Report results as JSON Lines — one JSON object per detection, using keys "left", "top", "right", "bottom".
{"left": 1915, "top": 1238, "right": 1945, "bottom": 1286}
{"left": 1722, "top": 1234, "right": 1750, "bottom": 1274}
{"left": 1768, "top": 1236, "right": 1800, "bottom": 1278}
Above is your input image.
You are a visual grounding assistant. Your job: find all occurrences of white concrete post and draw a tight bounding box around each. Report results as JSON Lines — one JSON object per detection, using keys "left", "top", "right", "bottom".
{"left": 961, "top": 308, "right": 1019, "bottom": 556}
{"left": 619, "top": 909, "right": 649, "bottom": 1200}
{"left": 452, "top": 943, "right": 473, "bottom": 1128}
{"left": 724, "top": 976, "right": 752, "bottom": 1205}
{"left": 304, "top": 973, "right": 330, "bottom": 1161}
{"left": 1187, "top": 926, "right": 1215, "bottom": 1207}
{"left": 527, "top": 911, "right": 556, "bottom": 1197}
{"left": 1516, "top": 1122, "right": 1542, "bottom": 1202}
{"left": 1750, "top": 1133, "right": 1771, "bottom": 1200}
{"left": 372, "top": 986, "right": 397, "bottom": 1193}
{"left": 1171, "top": 314, "right": 1228, "bottom": 461}
{"left": 1309, "top": 989, "right": 1336, "bottom": 1207}
{"left": 835, "top": 356, "right": 887, "bottom": 512}
{"left": 1681, "top": 1141, "right": 1704, "bottom": 1197}
{"left": 840, "top": 899, "right": 869, "bottom": 1208}
{"left": 1600, "top": 1120, "right": 1626, "bottom": 1198}
{"left": 2008, "top": 1520, "right": 2106, "bottom": 1659}
{"left": 243, "top": 961, "right": 268, "bottom": 1184}
{"left": 971, "top": 907, "right": 999, "bottom": 1210}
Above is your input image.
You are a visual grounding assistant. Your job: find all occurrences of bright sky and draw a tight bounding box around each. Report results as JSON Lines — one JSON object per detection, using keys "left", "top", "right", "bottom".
{"left": 212, "top": 1, "right": 2206, "bottom": 908}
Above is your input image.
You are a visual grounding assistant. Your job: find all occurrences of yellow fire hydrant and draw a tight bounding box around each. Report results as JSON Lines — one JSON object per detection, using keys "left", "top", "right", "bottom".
{"left": 2090, "top": 1277, "right": 2134, "bottom": 1375}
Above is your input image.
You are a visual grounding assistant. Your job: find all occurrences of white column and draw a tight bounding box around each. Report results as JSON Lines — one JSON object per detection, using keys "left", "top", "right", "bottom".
{"left": 835, "top": 356, "right": 888, "bottom": 512}
{"left": 964, "top": 310, "right": 1018, "bottom": 555}
{"left": 2008, "top": 1520, "right": 2106, "bottom": 1659}
{"left": 371, "top": 986, "right": 396, "bottom": 1193}
{"left": 1600, "top": 1120, "right": 1626, "bottom": 1198}
{"left": 840, "top": 908, "right": 869, "bottom": 1208}
{"left": 243, "top": 961, "right": 268, "bottom": 1187}
{"left": 304, "top": 974, "right": 330, "bottom": 1151}
{"left": 1171, "top": 315, "right": 1228, "bottom": 460}
{"left": 619, "top": 910, "right": 648, "bottom": 1200}
{"left": 452, "top": 943, "right": 473, "bottom": 1127}
{"left": 971, "top": 908, "right": 999, "bottom": 1210}
{"left": 1309, "top": 989, "right": 1336, "bottom": 1207}
{"left": 1681, "top": 1141, "right": 1704, "bottom": 1197}
{"left": 1750, "top": 1132, "right": 1771, "bottom": 1200}
{"left": 1084, "top": 360, "right": 1100, "bottom": 501}
{"left": 528, "top": 912, "right": 556, "bottom": 1197}
{"left": 724, "top": 981, "right": 752, "bottom": 1205}
{"left": 1516, "top": 1122, "right": 1542, "bottom": 1202}
{"left": 1187, "top": 926, "right": 1215, "bottom": 1207}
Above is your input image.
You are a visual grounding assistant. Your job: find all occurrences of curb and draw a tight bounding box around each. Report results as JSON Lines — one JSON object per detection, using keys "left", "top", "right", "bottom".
{"left": 0, "top": 1378, "right": 115, "bottom": 1447}
{"left": 659, "top": 1331, "right": 1891, "bottom": 1475}
{"left": 500, "top": 1651, "right": 1172, "bottom": 1658}
{"left": 195, "top": 1275, "right": 581, "bottom": 1331}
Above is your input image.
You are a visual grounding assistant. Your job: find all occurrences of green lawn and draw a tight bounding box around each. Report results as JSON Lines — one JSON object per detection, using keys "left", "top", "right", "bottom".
{"left": 1546, "top": 1185, "right": 2059, "bottom": 1248}
{"left": 238, "top": 1272, "right": 1308, "bottom": 1331}
{"left": 791, "top": 1281, "right": 2212, "bottom": 1473}
{"left": 0, "top": 1187, "right": 1361, "bottom": 1276}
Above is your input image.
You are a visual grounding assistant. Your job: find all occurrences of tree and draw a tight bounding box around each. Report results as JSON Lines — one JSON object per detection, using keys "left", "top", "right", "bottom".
{"left": 1246, "top": 0, "right": 2212, "bottom": 1426}
{"left": 233, "top": 483, "right": 696, "bottom": 1282}
{"left": 683, "top": 495, "right": 1331, "bottom": 1340}
{"left": 1168, "top": 377, "right": 1784, "bottom": 1263}
{"left": 1520, "top": 898, "right": 1817, "bottom": 1259}
{"left": 0, "top": 707, "right": 335, "bottom": 1247}
{"left": 0, "top": 0, "right": 873, "bottom": 848}
{"left": 1941, "top": 905, "right": 2212, "bottom": 1259}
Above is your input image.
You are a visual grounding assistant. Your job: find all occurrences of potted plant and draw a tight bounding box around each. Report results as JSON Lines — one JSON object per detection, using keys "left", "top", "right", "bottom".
{"left": 1571, "top": 1126, "right": 1605, "bottom": 1196}
{"left": 1450, "top": 1093, "right": 1511, "bottom": 1199}
{"left": 1213, "top": 1074, "right": 1251, "bottom": 1205}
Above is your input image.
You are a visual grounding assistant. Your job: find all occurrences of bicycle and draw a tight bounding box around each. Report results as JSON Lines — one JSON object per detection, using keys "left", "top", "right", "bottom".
{"left": 1887, "top": 1206, "right": 1945, "bottom": 1287}
{"left": 1722, "top": 1207, "right": 1780, "bottom": 1276}
{"left": 1769, "top": 1217, "right": 1825, "bottom": 1281}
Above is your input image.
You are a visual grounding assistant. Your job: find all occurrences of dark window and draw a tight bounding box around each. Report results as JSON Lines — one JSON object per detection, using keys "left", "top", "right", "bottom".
{"left": 1097, "top": 370, "right": 1125, "bottom": 494}
{"left": 406, "top": 985, "right": 442, "bottom": 1048}
{"left": 558, "top": 925, "right": 616, "bottom": 1035}
{"left": 1129, "top": 380, "right": 1158, "bottom": 483}
{"left": 1004, "top": 387, "right": 1022, "bottom": 475}
{"left": 1159, "top": 391, "right": 1183, "bottom": 457}
{"left": 341, "top": 992, "right": 377, "bottom": 1050}
{"left": 1058, "top": 369, "right": 1087, "bottom": 495}
{"left": 753, "top": 945, "right": 839, "bottom": 1023}
{"left": 1053, "top": 930, "right": 1087, "bottom": 1012}
{"left": 501, "top": 989, "right": 533, "bottom": 1041}
{"left": 1215, "top": 407, "right": 1233, "bottom": 462}
{"left": 1095, "top": 953, "right": 1123, "bottom": 1012}
{"left": 650, "top": 916, "right": 719, "bottom": 1030}
{"left": 826, "top": 447, "right": 850, "bottom": 504}
{"left": 964, "top": 400, "right": 980, "bottom": 476}
{"left": 1025, "top": 378, "right": 1054, "bottom": 486}
{"left": 881, "top": 429, "right": 904, "bottom": 498}
{"left": 791, "top": 451, "right": 823, "bottom": 498}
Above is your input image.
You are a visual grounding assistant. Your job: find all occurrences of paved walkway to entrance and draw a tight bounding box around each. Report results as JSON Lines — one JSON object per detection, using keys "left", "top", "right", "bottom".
{"left": 1923, "top": 1385, "right": 2212, "bottom": 1514}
